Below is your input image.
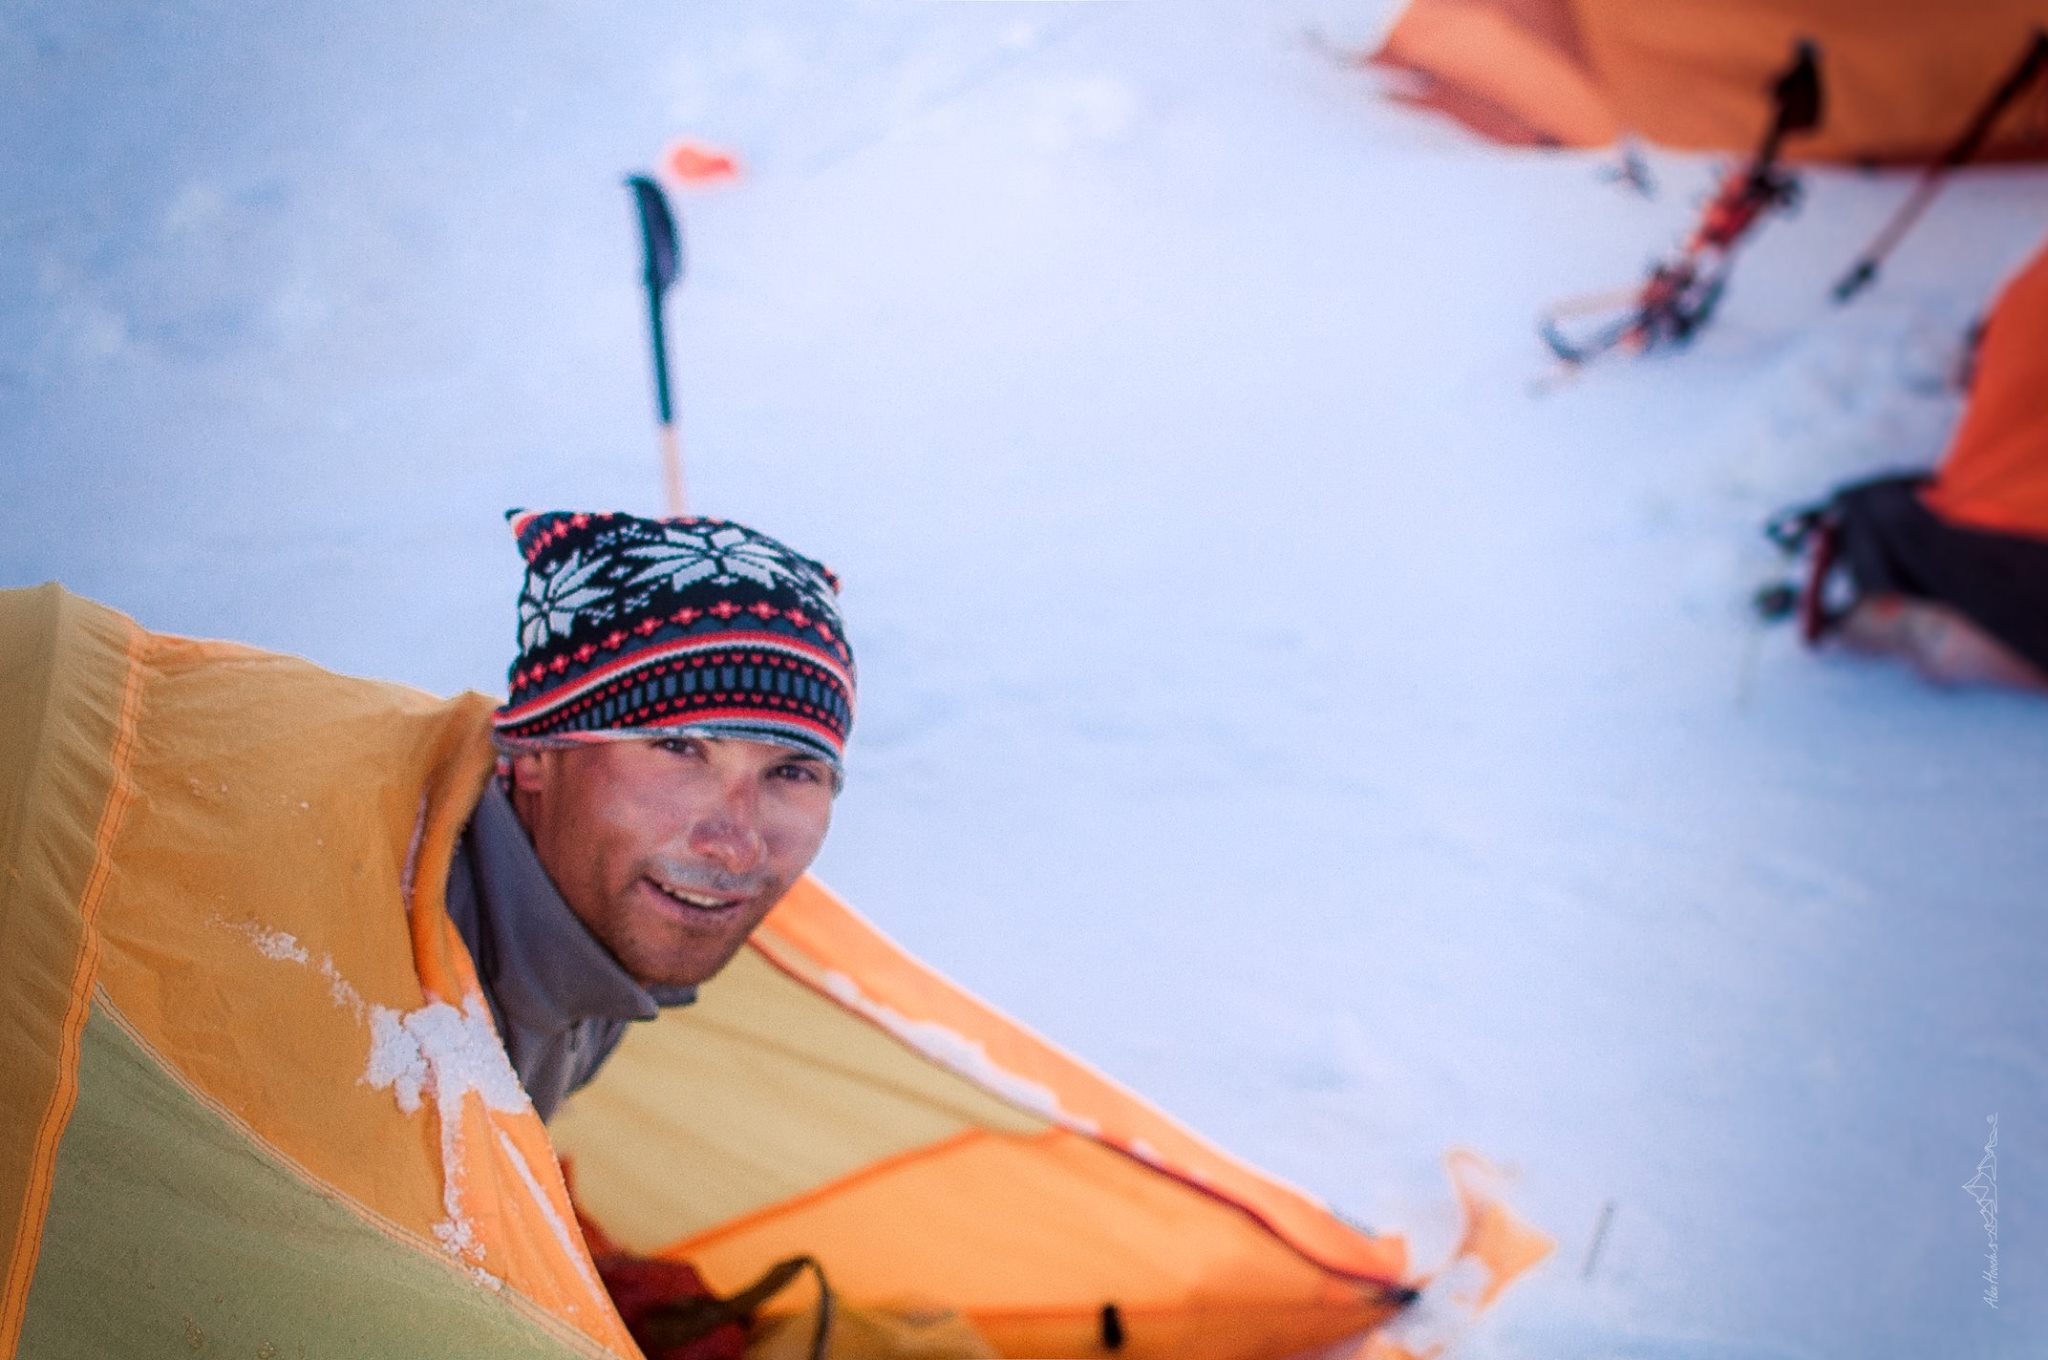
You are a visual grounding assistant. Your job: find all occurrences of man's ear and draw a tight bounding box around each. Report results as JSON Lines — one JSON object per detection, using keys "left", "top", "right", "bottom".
{"left": 505, "top": 749, "right": 557, "bottom": 842}
{"left": 508, "top": 749, "right": 553, "bottom": 795}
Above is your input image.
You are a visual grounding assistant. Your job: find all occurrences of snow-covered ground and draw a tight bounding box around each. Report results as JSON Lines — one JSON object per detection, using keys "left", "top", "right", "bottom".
{"left": 6, "top": 3, "right": 2044, "bottom": 1356}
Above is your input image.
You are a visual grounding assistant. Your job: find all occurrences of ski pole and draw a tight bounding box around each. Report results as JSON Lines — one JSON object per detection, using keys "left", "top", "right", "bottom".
{"left": 1833, "top": 29, "right": 2048, "bottom": 303}
{"left": 627, "top": 174, "right": 687, "bottom": 516}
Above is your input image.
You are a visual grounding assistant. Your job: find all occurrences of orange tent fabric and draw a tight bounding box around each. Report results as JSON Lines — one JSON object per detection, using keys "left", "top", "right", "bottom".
{"left": 1371, "top": 0, "right": 1617, "bottom": 149}
{"left": 2, "top": 586, "right": 636, "bottom": 1360}
{"left": 1920, "top": 240, "right": 2048, "bottom": 539}
{"left": 3, "top": 588, "right": 1553, "bottom": 1359}
{"left": 552, "top": 881, "right": 1421, "bottom": 1360}
{"left": 1372, "top": 0, "right": 2048, "bottom": 163}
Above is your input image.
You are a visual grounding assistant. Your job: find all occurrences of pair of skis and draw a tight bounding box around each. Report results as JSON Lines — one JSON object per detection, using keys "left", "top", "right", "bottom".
{"left": 1541, "top": 42, "right": 1820, "bottom": 367}
{"left": 1544, "top": 30, "right": 2048, "bottom": 371}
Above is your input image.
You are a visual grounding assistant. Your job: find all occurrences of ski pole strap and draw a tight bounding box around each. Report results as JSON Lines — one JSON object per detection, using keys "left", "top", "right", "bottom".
{"left": 628, "top": 175, "right": 683, "bottom": 298}
{"left": 627, "top": 174, "right": 683, "bottom": 428}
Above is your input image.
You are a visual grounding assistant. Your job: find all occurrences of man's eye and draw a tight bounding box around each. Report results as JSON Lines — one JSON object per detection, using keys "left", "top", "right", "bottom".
{"left": 656, "top": 737, "right": 703, "bottom": 757}
{"left": 772, "top": 762, "right": 822, "bottom": 784}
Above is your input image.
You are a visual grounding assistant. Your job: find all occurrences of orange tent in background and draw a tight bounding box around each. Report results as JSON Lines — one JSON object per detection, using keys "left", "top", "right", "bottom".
{"left": 1921, "top": 237, "right": 2048, "bottom": 540}
{"left": 1371, "top": 0, "right": 2048, "bottom": 162}
{"left": 2, "top": 588, "right": 1550, "bottom": 1360}
{"left": 1769, "top": 235, "right": 2048, "bottom": 680}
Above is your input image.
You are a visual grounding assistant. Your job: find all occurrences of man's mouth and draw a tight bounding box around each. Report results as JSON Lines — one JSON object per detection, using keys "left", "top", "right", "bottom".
{"left": 644, "top": 876, "right": 747, "bottom": 914}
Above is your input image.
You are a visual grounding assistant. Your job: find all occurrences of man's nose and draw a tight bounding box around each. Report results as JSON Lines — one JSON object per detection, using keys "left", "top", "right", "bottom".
{"left": 687, "top": 784, "right": 765, "bottom": 876}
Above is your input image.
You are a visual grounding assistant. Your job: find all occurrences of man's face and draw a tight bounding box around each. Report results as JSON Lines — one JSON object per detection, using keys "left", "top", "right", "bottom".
{"left": 507, "top": 735, "right": 836, "bottom": 988}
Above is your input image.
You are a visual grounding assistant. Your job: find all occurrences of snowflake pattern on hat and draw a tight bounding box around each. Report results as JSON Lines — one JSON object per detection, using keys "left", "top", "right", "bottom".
{"left": 495, "top": 510, "right": 855, "bottom": 767}
{"left": 518, "top": 519, "right": 842, "bottom": 653}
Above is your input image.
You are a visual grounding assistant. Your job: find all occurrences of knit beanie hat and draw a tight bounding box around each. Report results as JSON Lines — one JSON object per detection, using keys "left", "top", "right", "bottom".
{"left": 492, "top": 510, "right": 855, "bottom": 771}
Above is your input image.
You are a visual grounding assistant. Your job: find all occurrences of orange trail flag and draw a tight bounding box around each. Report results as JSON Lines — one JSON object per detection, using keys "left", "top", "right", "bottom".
{"left": 666, "top": 139, "right": 742, "bottom": 185}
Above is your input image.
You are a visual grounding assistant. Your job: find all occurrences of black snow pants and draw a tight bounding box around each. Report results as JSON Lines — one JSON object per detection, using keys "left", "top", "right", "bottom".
{"left": 1832, "top": 474, "right": 2048, "bottom": 673}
